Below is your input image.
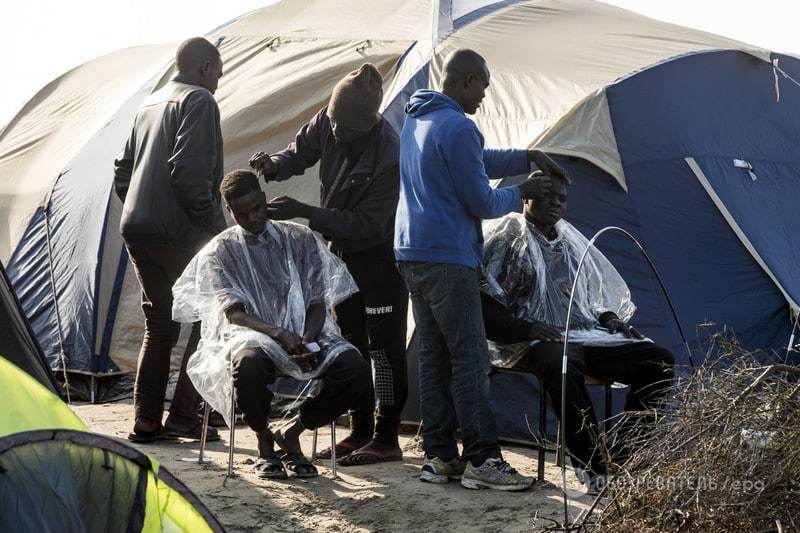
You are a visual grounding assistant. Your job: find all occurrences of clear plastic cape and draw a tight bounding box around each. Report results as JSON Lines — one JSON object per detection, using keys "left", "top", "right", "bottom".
{"left": 481, "top": 213, "right": 648, "bottom": 368}
{"left": 172, "top": 222, "right": 359, "bottom": 428}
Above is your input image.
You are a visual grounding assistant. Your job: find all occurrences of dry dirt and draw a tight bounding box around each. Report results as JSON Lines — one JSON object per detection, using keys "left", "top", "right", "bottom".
{"left": 72, "top": 400, "right": 595, "bottom": 532}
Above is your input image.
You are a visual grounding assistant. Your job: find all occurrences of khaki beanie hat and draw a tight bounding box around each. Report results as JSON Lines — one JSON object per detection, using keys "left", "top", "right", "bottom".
{"left": 327, "top": 63, "right": 383, "bottom": 132}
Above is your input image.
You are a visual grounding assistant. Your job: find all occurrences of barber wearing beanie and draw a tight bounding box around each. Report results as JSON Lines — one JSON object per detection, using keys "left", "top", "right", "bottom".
{"left": 249, "top": 64, "right": 407, "bottom": 466}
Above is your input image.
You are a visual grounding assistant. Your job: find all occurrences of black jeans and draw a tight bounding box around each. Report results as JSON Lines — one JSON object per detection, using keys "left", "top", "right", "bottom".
{"left": 126, "top": 244, "right": 202, "bottom": 426}
{"left": 232, "top": 348, "right": 372, "bottom": 432}
{"left": 334, "top": 242, "right": 408, "bottom": 443}
{"left": 514, "top": 341, "right": 674, "bottom": 473}
{"left": 398, "top": 261, "right": 501, "bottom": 466}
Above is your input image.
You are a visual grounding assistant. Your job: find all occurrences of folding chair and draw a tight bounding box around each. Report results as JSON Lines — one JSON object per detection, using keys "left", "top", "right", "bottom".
{"left": 488, "top": 364, "right": 617, "bottom": 482}
{"left": 195, "top": 377, "right": 338, "bottom": 480}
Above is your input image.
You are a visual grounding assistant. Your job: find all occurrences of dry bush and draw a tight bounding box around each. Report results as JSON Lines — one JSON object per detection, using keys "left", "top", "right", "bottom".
{"left": 590, "top": 336, "right": 800, "bottom": 533}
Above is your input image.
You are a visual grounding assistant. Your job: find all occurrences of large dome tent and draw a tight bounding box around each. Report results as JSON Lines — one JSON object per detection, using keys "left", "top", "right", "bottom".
{"left": 0, "top": 0, "right": 426, "bottom": 395}
{"left": 1, "top": 1, "right": 797, "bottom": 439}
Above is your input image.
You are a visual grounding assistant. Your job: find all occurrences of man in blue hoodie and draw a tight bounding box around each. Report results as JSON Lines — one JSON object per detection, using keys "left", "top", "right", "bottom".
{"left": 395, "top": 49, "right": 569, "bottom": 491}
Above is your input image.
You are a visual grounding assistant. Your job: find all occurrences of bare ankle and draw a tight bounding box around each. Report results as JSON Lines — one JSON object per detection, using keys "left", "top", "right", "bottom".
{"left": 255, "top": 428, "right": 274, "bottom": 457}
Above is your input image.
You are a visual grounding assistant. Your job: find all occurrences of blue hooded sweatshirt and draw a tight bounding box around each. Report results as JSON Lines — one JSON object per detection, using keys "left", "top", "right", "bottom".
{"left": 394, "top": 90, "right": 529, "bottom": 268}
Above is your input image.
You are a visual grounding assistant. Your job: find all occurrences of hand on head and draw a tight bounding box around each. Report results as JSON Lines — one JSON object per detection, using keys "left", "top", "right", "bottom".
{"left": 249, "top": 152, "right": 278, "bottom": 179}
{"left": 527, "top": 149, "right": 571, "bottom": 184}
{"left": 518, "top": 170, "right": 552, "bottom": 200}
{"left": 265, "top": 196, "right": 311, "bottom": 220}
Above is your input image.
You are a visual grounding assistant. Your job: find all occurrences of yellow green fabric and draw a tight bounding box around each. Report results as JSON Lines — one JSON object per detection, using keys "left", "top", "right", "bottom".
{"left": 0, "top": 355, "right": 86, "bottom": 436}
{"left": 0, "top": 355, "right": 218, "bottom": 531}
{"left": 143, "top": 460, "right": 214, "bottom": 533}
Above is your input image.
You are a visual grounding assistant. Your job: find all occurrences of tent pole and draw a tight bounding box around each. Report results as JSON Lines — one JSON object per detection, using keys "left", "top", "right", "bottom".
{"left": 44, "top": 200, "right": 71, "bottom": 403}
{"left": 562, "top": 226, "right": 691, "bottom": 532}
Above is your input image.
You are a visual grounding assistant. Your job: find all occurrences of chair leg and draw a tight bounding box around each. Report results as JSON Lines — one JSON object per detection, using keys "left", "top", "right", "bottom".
{"left": 311, "top": 428, "right": 318, "bottom": 461}
{"left": 199, "top": 402, "right": 211, "bottom": 463}
{"left": 537, "top": 377, "right": 546, "bottom": 482}
{"left": 330, "top": 421, "right": 337, "bottom": 478}
{"left": 227, "top": 385, "right": 236, "bottom": 480}
{"left": 181, "top": 402, "right": 213, "bottom": 464}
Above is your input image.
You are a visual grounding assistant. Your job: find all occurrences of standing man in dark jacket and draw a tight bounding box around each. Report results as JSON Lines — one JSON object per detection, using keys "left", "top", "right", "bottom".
{"left": 114, "top": 37, "right": 226, "bottom": 443}
{"left": 249, "top": 64, "right": 407, "bottom": 465}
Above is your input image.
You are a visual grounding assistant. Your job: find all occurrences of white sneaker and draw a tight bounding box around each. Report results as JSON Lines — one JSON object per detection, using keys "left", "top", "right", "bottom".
{"left": 460, "top": 458, "right": 534, "bottom": 491}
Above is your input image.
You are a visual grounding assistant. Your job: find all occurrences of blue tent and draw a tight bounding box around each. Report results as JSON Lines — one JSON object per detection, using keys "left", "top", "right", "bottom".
{"left": 402, "top": 48, "right": 800, "bottom": 440}
{"left": 485, "top": 49, "right": 800, "bottom": 440}
{"left": 562, "top": 49, "right": 800, "bottom": 363}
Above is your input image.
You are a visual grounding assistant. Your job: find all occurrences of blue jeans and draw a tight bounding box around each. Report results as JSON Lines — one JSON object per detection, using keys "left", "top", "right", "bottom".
{"left": 398, "top": 261, "right": 501, "bottom": 466}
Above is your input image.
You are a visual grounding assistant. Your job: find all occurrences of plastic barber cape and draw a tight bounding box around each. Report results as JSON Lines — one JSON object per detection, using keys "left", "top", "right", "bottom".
{"left": 173, "top": 222, "right": 358, "bottom": 428}
{"left": 481, "top": 213, "right": 649, "bottom": 368}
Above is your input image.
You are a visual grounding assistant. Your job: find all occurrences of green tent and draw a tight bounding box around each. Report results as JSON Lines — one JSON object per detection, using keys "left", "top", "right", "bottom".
{"left": 0, "top": 355, "right": 225, "bottom": 532}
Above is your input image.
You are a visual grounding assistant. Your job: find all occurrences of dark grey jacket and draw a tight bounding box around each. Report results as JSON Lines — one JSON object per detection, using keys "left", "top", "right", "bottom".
{"left": 271, "top": 106, "right": 400, "bottom": 254}
{"left": 113, "top": 75, "right": 226, "bottom": 252}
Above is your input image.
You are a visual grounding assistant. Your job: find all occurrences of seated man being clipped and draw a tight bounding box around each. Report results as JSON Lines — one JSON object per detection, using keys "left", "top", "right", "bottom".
{"left": 173, "top": 169, "right": 372, "bottom": 480}
{"left": 480, "top": 172, "right": 674, "bottom": 485}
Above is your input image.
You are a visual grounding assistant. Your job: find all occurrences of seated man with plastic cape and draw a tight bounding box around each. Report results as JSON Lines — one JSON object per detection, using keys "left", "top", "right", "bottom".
{"left": 173, "top": 169, "right": 372, "bottom": 480}
{"left": 480, "top": 172, "right": 674, "bottom": 488}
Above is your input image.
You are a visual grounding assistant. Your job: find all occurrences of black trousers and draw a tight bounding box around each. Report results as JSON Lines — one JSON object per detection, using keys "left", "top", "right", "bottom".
{"left": 514, "top": 341, "right": 674, "bottom": 473}
{"left": 126, "top": 244, "right": 202, "bottom": 426}
{"left": 334, "top": 241, "right": 409, "bottom": 442}
{"left": 232, "top": 348, "right": 372, "bottom": 433}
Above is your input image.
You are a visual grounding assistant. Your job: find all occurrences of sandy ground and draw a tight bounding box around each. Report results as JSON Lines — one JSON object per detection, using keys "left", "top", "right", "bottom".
{"left": 72, "top": 400, "right": 596, "bottom": 532}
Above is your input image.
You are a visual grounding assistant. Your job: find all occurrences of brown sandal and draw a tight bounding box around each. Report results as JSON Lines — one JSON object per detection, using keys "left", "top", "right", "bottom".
{"left": 338, "top": 444, "right": 403, "bottom": 466}
{"left": 281, "top": 453, "right": 319, "bottom": 478}
{"left": 316, "top": 438, "right": 368, "bottom": 459}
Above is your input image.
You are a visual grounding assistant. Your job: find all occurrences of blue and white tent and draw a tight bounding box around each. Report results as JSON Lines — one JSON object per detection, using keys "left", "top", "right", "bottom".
{"left": 1, "top": 0, "right": 798, "bottom": 416}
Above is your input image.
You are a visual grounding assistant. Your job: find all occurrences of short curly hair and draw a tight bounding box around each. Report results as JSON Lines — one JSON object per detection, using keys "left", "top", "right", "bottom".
{"left": 220, "top": 169, "right": 260, "bottom": 202}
